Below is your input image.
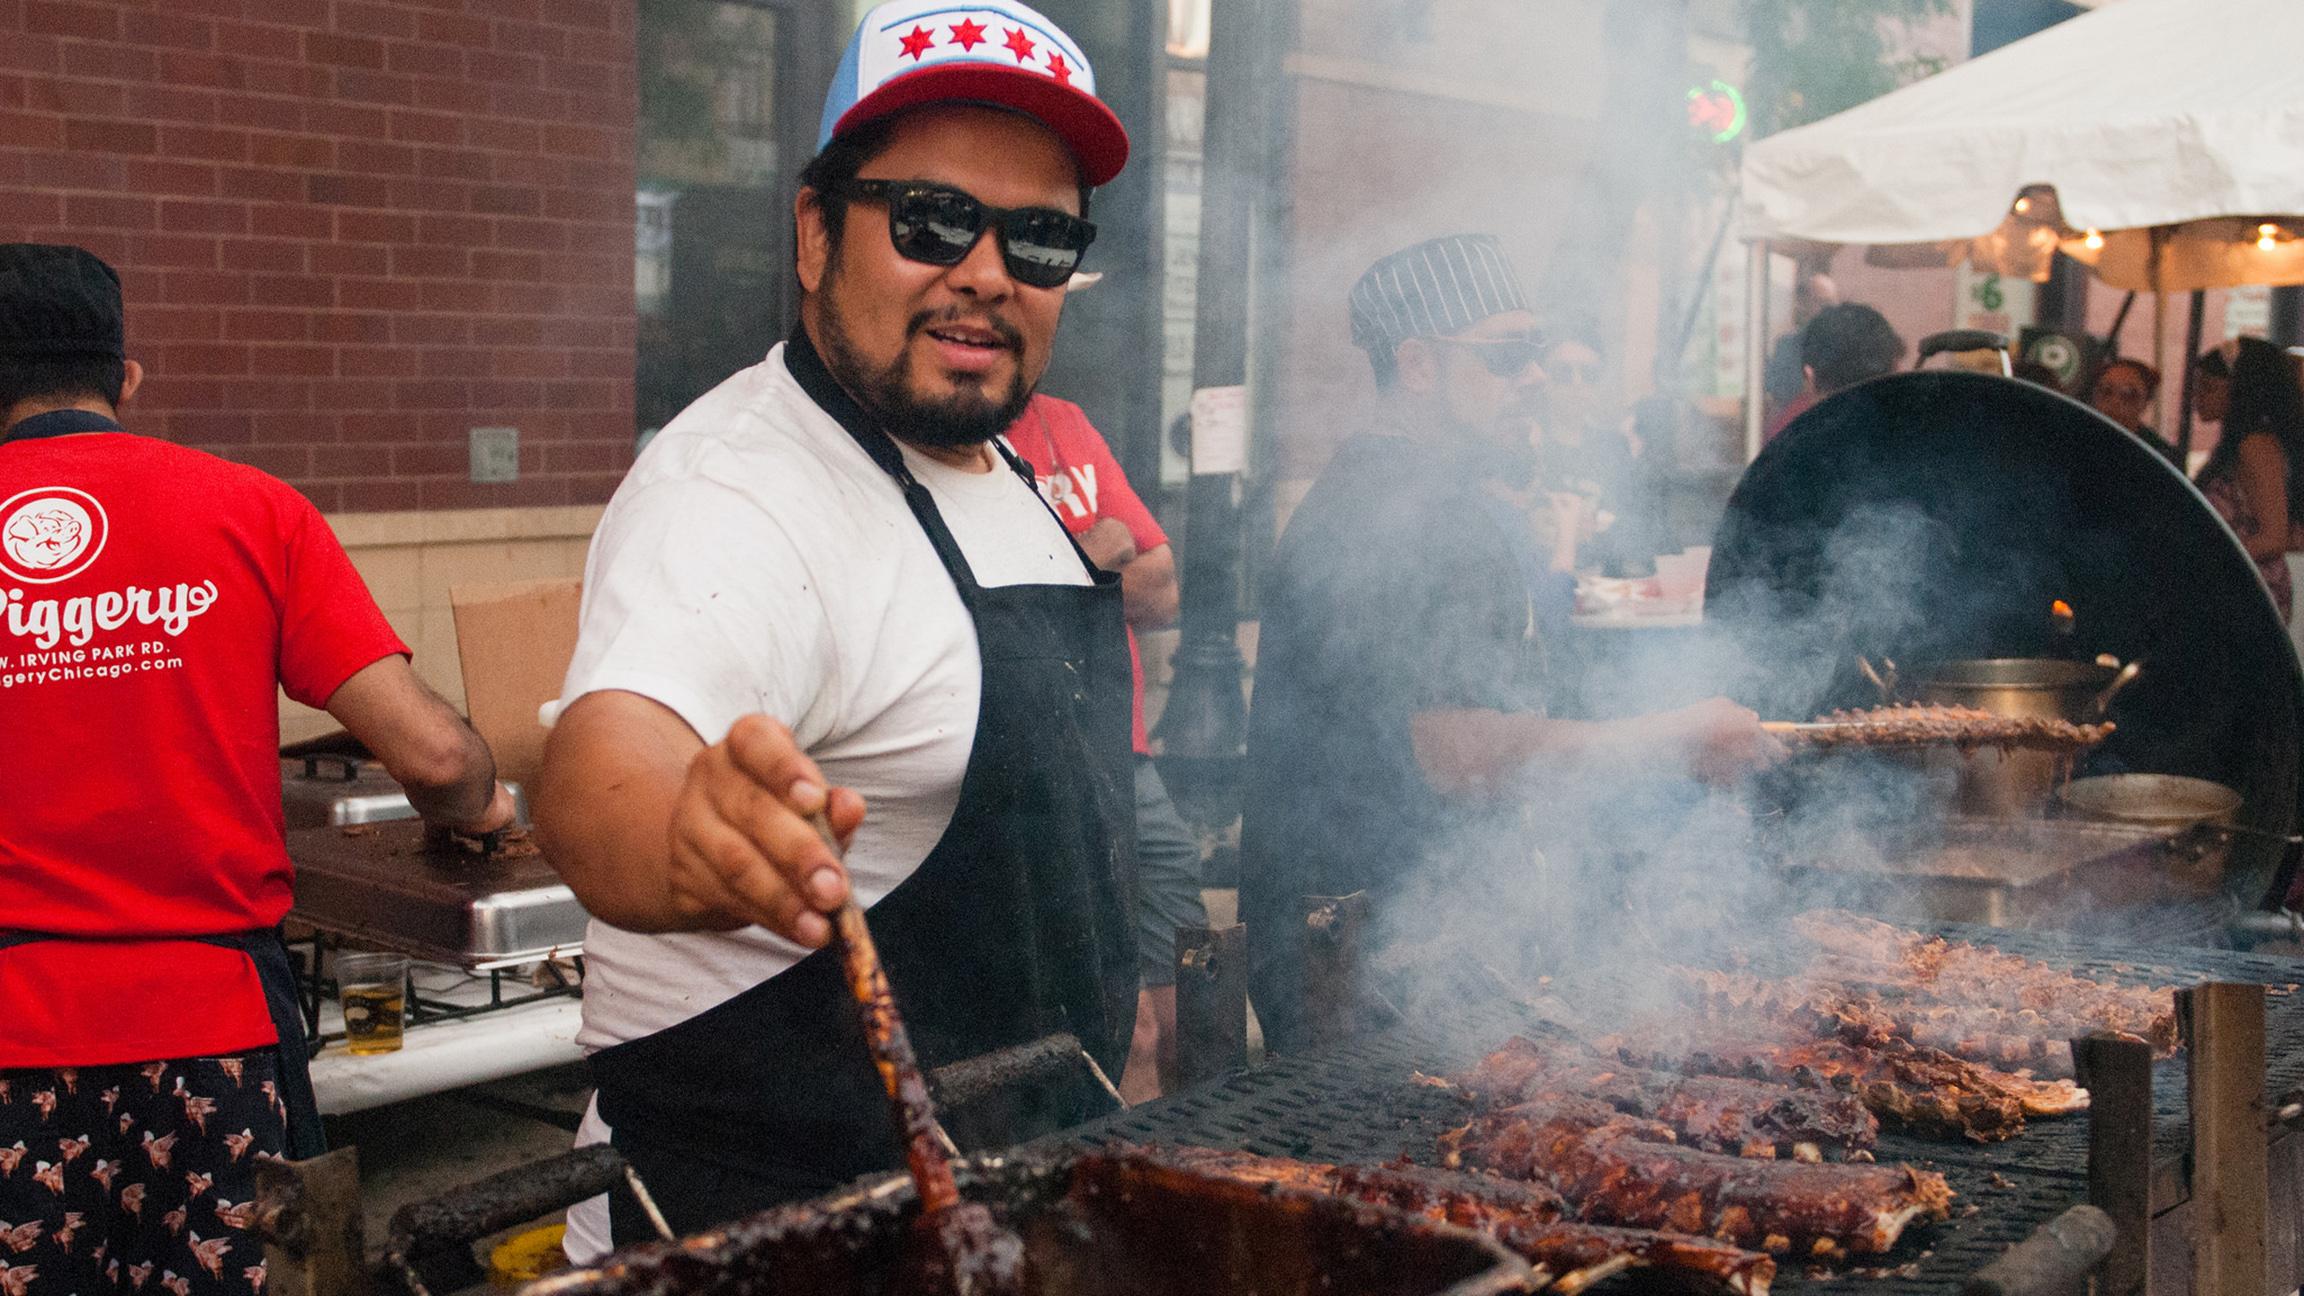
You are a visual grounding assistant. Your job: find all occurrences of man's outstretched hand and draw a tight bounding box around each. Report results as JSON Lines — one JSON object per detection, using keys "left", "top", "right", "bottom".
{"left": 665, "top": 714, "right": 867, "bottom": 947}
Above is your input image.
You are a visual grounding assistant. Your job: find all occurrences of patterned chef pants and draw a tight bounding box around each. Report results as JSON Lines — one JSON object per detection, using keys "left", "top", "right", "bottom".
{"left": 0, "top": 1053, "right": 290, "bottom": 1295}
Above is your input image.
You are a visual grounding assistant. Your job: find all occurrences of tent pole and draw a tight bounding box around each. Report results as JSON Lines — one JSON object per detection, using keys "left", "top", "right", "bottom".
{"left": 2148, "top": 228, "right": 2169, "bottom": 437}
{"left": 2153, "top": 292, "right": 2168, "bottom": 437}
{"left": 2106, "top": 290, "right": 2136, "bottom": 351}
{"left": 2177, "top": 289, "right": 2205, "bottom": 463}
{"left": 1744, "top": 239, "right": 1767, "bottom": 462}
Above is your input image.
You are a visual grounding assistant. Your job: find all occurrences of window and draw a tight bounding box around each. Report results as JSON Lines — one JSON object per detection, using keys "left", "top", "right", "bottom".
{"left": 635, "top": 0, "right": 793, "bottom": 438}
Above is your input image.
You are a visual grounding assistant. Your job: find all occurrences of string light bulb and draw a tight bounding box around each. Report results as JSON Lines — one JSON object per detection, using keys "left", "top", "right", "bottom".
{"left": 2013, "top": 196, "right": 2032, "bottom": 216}
{"left": 2261, "top": 222, "right": 2284, "bottom": 252}
{"left": 2083, "top": 228, "right": 2104, "bottom": 250}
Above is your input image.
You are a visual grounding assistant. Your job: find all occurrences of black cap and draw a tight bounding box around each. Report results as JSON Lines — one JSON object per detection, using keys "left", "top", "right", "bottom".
{"left": 0, "top": 244, "right": 125, "bottom": 360}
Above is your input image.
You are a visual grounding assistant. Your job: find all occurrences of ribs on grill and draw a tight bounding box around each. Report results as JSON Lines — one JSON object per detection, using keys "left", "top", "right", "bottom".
{"left": 1441, "top": 1098, "right": 1952, "bottom": 1258}
{"left": 1769, "top": 703, "right": 2114, "bottom": 753}
{"left": 1606, "top": 1027, "right": 2086, "bottom": 1142}
{"left": 1678, "top": 967, "right": 2107, "bottom": 1080}
{"left": 1165, "top": 1146, "right": 1776, "bottom": 1295}
{"left": 1791, "top": 910, "right": 2177, "bottom": 1051}
{"left": 1455, "top": 1036, "right": 1879, "bottom": 1162}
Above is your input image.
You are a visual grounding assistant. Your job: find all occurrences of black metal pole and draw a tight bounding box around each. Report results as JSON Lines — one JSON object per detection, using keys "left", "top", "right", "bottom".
{"left": 2178, "top": 289, "right": 2206, "bottom": 462}
{"left": 2038, "top": 251, "right": 2088, "bottom": 331}
{"left": 2105, "top": 291, "right": 2136, "bottom": 351}
{"left": 2269, "top": 286, "right": 2304, "bottom": 350}
{"left": 1154, "top": 0, "right": 1285, "bottom": 819}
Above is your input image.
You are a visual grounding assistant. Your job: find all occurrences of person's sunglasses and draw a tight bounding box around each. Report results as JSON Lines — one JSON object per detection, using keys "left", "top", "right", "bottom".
{"left": 1428, "top": 333, "right": 1550, "bottom": 377}
{"left": 837, "top": 179, "right": 1096, "bottom": 290}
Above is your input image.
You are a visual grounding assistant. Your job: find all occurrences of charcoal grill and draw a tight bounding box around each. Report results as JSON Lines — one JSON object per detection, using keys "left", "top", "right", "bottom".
{"left": 254, "top": 921, "right": 2300, "bottom": 1295}
{"left": 1124, "top": 918, "right": 2304, "bottom": 1294}
{"left": 517, "top": 1147, "right": 1530, "bottom": 1296}
{"left": 1060, "top": 1027, "right": 2080, "bottom": 1294}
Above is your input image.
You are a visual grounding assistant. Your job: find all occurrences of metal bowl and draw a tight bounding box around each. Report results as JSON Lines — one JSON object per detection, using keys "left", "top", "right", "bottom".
{"left": 2057, "top": 774, "right": 2243, "bottom": 827}
{"left": 1915, "top": 658, "right": 2120, "bottom": 718}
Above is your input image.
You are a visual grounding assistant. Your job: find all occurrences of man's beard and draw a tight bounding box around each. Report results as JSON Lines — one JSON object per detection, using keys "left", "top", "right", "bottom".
{"left": 815, "top": 282, "right": 1035, "bottom": 450}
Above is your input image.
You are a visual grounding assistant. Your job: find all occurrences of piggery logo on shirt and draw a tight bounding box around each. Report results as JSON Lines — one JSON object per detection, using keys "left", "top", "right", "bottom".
{"left": 0, "top": 486, "right": 108, "bottom": 584}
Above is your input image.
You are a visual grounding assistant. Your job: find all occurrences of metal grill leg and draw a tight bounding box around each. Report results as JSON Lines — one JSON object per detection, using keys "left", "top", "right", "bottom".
{"left": 2074, "top": 1031, "right": 2153, "bottom": 1296}
{"left": 1302, "top": 892, "right": 1368, "bottom": 1051}
{"left": 2181, "top": 983, "right": 2269, "bottom": 1296}
{"left": 1176, "top": 924, "right": 1247, "bottom": 1087}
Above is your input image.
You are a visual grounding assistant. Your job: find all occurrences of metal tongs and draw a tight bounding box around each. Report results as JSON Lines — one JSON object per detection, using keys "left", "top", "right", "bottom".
{"left": 1857, "top": 655, "right": 1899, "bottom": 704}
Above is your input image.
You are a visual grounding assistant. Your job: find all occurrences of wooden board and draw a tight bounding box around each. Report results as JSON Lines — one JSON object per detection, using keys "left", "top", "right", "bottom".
{"left": 449, "top": 577, "right": 581, "bottom": 789}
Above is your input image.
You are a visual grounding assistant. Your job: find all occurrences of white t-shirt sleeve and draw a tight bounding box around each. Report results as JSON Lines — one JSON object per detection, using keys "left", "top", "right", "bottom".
{"left": 561, "top": 469, "right": 835, "bottom": 746}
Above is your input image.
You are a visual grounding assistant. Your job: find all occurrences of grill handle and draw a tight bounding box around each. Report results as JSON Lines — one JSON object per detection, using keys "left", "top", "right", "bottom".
{"left": 1917, "top": 328, "right": 2011, "bottom": 370}
{"left": 1960, "top": 1204, "right": 2117, "bottom": 1296}
{"left": 929, "top": 1031, "right": 1124, "bottom": 1112}
{"left": 383, "top": 1146, "right": 670, "bottom": 1295}
{"left": 300, "top": 753, "right": 364, "bottom": 782}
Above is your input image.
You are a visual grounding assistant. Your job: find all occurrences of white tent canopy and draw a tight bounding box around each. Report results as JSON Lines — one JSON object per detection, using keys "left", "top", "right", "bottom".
{"left": 1740, "top": 0, "right": 2304, "bottom": 247}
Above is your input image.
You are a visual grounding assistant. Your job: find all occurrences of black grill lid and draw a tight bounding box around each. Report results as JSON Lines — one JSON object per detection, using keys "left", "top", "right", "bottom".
{"left": 1705, "top": 371, "right": 2303, "bottom": 906}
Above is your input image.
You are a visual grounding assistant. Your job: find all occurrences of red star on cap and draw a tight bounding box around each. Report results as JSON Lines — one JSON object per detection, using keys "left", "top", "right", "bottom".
{"left": 947, "top": 18, "right": 986, "bottom": 50}
{"left": 1002, "top": 26, "right": 1036, "bottom": 63}
{"left": 1044, "top": 51, "right": 1072, "bottom": 84}
{"left": 897, "top": 24, "right": 935, "bottom": 60}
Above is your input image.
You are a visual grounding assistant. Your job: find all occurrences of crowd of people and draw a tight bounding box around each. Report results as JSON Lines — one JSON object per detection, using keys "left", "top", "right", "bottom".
{"left": 1757, "top": 276, "right": 2304, "bottom": 630}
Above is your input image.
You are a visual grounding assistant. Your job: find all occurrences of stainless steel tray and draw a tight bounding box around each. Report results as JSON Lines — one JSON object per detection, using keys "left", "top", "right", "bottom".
{"left": 1777, "top": 815, "right": 2198, "bottom": 928}
{"left": 286, "top": 821, "right": 587, "bottom": 969}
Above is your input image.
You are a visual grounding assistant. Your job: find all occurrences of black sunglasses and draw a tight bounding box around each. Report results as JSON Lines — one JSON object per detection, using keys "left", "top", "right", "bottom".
{"left": 1427, "top": 333, "right": 1550, "bottom": 377}
{"left": 837, "top": 179, "right": 1096, "bottom": 290}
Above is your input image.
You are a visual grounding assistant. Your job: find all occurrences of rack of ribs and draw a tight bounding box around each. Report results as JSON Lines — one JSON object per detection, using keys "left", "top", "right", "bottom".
{"left": 1676, "top": 967, "right": 2102, "bottom": 1079}
{"left": 1164, "top": 1147, "right": 1776, "bottom": 1295}
{"left": 1439, "top": 1099, "right": 1953, "bottom": 1259}
{"left": 1455, "top": 1036, "right": 1880, "bottom": 1162}
{"left": 1790, "top": 910, "right": 2177, "bottom": 1050}
{"left": 1606, "top": 1028, "right": 2085, "bottom": 1142}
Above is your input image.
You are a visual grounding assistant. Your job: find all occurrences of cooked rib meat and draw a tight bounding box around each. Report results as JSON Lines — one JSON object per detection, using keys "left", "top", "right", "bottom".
{"left": 1165, "top": 1148, "right": 1775, "bottom": 1295}
{"left": 1791, "top": 910, "right": 2177, "bottom": 1050}
{"left": 1677, "top": 968, "right": 2090, "bottom": 1079}
{"left": 1607, "top": 1028, "right": 2087, "bottom": 1141}
{"left": 1786, "top": 703, "right": 2114, "bottom": 753}
{"left": 1443, "top": 1101, "right": 1952, "bottom": 1257}
{"left": 1458, "top": 1036, "right": 1879, "bottom": 1161}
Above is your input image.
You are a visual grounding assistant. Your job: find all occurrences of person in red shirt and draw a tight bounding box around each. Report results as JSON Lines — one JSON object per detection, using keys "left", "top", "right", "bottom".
{"left": 1006, "top": 393, "right": 1205, "bottom": 1099}
{"left": 0, "top": 244, "right": 513, "bottom": 1296}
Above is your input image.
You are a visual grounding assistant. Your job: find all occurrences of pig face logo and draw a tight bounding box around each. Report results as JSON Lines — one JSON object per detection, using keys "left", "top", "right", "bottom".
{"left": 0, "top": 487, "right": 107, "bottom": 584}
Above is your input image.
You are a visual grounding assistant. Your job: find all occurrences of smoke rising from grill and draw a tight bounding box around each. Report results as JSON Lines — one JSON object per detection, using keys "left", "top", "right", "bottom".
{"left": 1205, "top": 0, "right": 2299, "bottom": 1071}
{"left": 1316, "top": 487, "right": 2142, "bottom": 1062}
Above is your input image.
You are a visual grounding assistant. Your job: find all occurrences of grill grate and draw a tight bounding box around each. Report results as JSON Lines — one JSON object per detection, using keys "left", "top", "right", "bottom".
{"left": 1863, "top": 924, "right": 2304, "bottom": 1184}
{"left": 1058, "top": 1032, "right": 2083, "bottom": 1294}
{"left": 1052, "top": 923, "right": 2304, "bottom": 1293}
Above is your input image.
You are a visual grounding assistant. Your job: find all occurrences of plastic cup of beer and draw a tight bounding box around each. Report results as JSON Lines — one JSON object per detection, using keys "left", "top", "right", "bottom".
{"left": 336, "top": 951, "right": 409, "bottom": 1055}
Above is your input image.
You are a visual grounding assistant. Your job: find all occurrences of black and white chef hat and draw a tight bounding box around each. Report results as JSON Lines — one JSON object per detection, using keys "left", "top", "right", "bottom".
{"left": 1348, "top": 233, "right": 1528, "bottom": 359}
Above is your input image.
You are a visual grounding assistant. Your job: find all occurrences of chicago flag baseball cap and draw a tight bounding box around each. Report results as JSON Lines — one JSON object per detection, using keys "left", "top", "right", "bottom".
{"left": 817, "top": 1, "right": 1130, "bottom": 187}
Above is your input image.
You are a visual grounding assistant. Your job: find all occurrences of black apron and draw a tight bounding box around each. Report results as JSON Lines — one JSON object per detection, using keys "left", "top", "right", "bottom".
{"left": 0, "top": 408, "right": 327, "bottom": 1158}
{"left": 590, "top": 337, "right": 1139, "bottom": 1243}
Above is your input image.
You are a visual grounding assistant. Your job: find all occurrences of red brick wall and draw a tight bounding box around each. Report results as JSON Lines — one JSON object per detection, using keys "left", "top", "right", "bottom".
{"left": 0, "top": 0, "right": 638, "bottom": 512}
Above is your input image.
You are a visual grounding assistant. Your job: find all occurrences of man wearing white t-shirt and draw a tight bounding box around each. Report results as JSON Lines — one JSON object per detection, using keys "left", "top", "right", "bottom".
{"left": 535, "top": 1, "right": 1138, "bottom": 1254}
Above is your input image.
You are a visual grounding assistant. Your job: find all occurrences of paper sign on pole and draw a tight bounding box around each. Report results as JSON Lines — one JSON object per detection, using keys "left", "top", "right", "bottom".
{"left": 1188, "top": 385, "right": 1248, "bottom": 475}
{"left": 1954, "top": 264, "right": 2036, "bottom": 338}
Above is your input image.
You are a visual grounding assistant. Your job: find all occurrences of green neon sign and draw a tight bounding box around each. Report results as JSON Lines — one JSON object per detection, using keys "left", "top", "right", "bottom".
{"left": 1687, "top": 80, "right": 1747, "bottom": 144}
